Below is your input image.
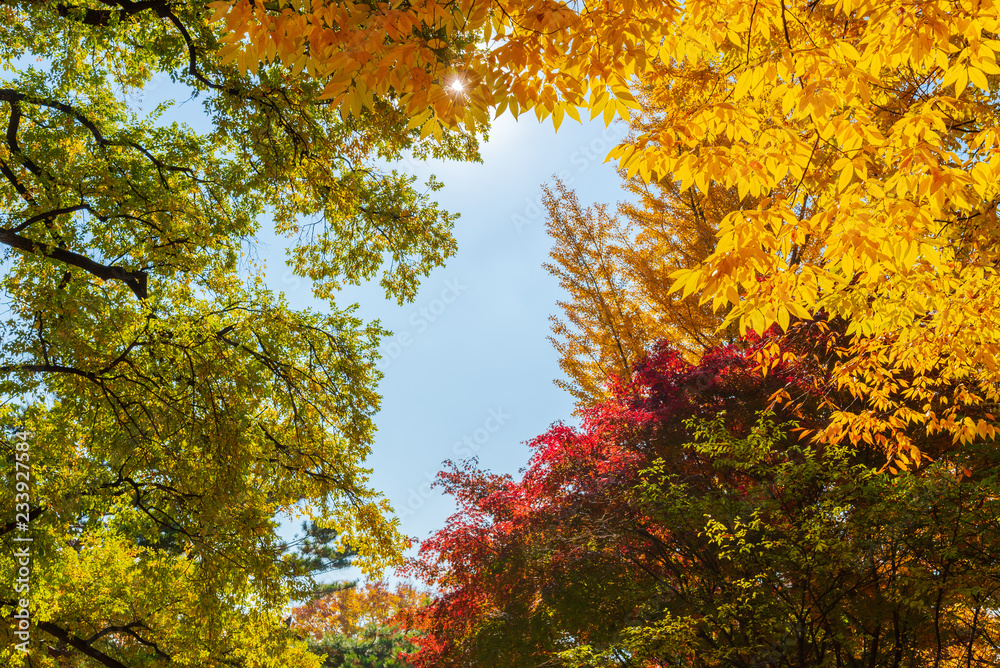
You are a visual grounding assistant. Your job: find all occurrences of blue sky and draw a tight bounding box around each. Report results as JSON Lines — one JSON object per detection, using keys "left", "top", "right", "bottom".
{"left": 269, "top": 113, "right": 630, "bottom": 556}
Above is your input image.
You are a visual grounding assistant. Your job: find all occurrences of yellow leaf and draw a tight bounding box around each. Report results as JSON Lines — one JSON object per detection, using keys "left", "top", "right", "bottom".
{"left": 777, "top": 306, "right": 790, "bottom": 332}
{"left": 838, "top": 162, "right": 854, "bottom": 191}
{"left": 969, "top": 67, "right": 990, "bottom": 91}
{"left": 681, "top": 269, "right": 702, "bottom": 299}
{"left": 787, "top": 302, "right": 812, "bottom": 320}
{"left": 603, "top": 100, "right": 616, "bottom": 125}
{"left": 552, "top": 105, "right": 565, "bottom": 131}
{"left": 407, "top": 109, "right": 433, "bottom": 131}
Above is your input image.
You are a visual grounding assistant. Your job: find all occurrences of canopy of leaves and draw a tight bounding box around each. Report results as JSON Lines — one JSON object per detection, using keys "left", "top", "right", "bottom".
{"left": 210, "top": 0, "right": 675, "bottom": 132}
{"left": 293, "top": 581, "right": 427, "bottom": 668}
{"left": 610, "top": 0, "right": 1000, "bottom": 461}
{"left": 404, "top": 340, "right": 1000, "bottom": 667}
{"left": 294, "top": 581, "right": 427, "bottom": 640}
{"left": 0, "top": 1, "right": 480, "bottom": 666}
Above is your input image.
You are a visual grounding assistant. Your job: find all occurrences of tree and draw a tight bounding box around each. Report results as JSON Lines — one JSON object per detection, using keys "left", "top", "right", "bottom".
{"left": 543, "top": 172, "right": 740, "bottom": 406}
{"left": 292, "top": 581, "right": 427, "bottom": 668}
{"left": 610, "top": 0, "right": 1000, "bottom": 461}
{"left": 543, "top": 181, "right": 650, "bottom": 406}
{"left": 404, "top": 339, "right": 1000, "bottom": 667}
{"left": 0, "top": 1, "right": 480, "bottom": 665}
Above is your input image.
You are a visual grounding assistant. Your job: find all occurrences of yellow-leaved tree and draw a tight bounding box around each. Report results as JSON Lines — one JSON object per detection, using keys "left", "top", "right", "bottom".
{"left": 543, "top": 176, "right": 740, "bottom": 406}
{"left": 0, "top": 0, "right": 485, "bottom": 665}
{"left": 613, "top": 0, "right": 1000, "bottom": 464}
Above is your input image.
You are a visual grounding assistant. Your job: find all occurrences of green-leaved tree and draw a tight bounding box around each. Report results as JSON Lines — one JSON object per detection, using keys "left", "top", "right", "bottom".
{"left": 0, "top": 1, "right": 482, "bottom": 666}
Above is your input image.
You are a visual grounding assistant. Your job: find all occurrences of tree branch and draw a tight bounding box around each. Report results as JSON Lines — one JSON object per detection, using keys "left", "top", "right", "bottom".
{"left": 0, "top": 505, "right": 46, "bottom": 537}
{"left": 5, "top": 100, "right": 45, "bottom": 178}
{"left": 0, "top": 89, "right": 198, "bottom": 188}
{"left": 51, "top": 0, "right": 170, "bottom": 27}
{"left": 38, "top": 620, "right": 133, "bottom": 668}
{"left": 11, "top": 203, "right": 92, "bottom": 232}
{"left": 0, "top": 229, "right": 147, "bottom": 299}
{"left": 0, "top": 155, "right": 36, "bottom": 204}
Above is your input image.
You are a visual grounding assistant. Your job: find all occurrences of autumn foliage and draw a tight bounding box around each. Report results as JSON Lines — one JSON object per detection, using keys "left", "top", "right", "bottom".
{"left": 404, "top": 338, "right": 1000, "bottom": 666}
{"left": 617, "top": 0, "right": 1000, "bottom": 460}
{"left": 0, "top": 0, "right": 480, "bottom": 664}
{"left": 543, "top": 175, "right": 740, "bottom": 406}
{"left": 290, "top": 581, "right": 427, "bottom": 668}
{"left": 404, "top": 341, "right": 796, "bottom": 665}
{"left": 209, "top": 0, "right": 673, "bottom": 133}
{"left": 8, "top": 0, "right": 1000, "bottom": 664}
{"left": 293, "top": 581, "right": 427, "bottom": 641}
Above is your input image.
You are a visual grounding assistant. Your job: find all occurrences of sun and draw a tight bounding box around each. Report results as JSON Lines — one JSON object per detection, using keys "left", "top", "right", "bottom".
{"left": 447, "top": 78, "right": 466, "bottom": 94}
